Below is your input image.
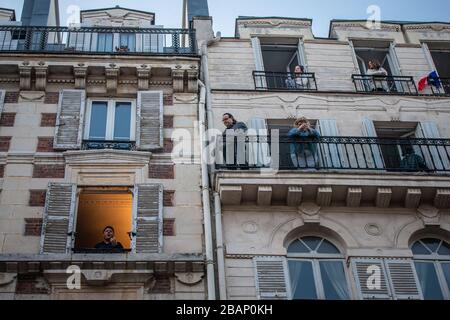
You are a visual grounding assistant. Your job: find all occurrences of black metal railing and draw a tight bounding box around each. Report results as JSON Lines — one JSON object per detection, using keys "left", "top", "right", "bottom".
{"left": 82, "top": 140, "right": 136, "bottom": 150}
{"left": 352, "top": 74, "right": 418, "bottom": 95}
{"left": 253, "top": 71, "right": 318, "bottom": 91}
{"left": 429, "top": 78, "right": 450, "bottom": 96}
{"left": 72, "top": 248, "right": 131, "bottom": 254}
{"left": 0, "top": 25, "right": 197, "bottom": 55}
{"left": 215, "top": 135, "right": 450, "bottom": 173}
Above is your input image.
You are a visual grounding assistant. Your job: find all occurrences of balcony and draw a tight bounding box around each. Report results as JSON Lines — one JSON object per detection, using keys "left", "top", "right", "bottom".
{"left": 253, "top": 71, "right": 318, "bottom": 91}
{"left": 82, "top": 140, "right": 136, "bottom": 151}
{"left": 429, "top": 78, "right": 450, "bottom": 96}
{"left": 352, "top": 74, "right": 418, "bottom": 95}
{"left": 0, "top": 25, "right": 197, "bottom": 55}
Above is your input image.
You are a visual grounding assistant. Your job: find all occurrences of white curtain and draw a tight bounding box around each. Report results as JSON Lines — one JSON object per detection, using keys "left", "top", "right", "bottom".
{"left": 251, "top": 37, "right": 267, "bottom": 89}
{"left": 320, "top": 261, "right": 350, "bottom": 300}
{"left": 247, "top": 118, "right": 271, "bottom": 167}
{"left": 362, "top": 118, "right": 384, "bottom": 169}
{"left": 288, "top": 260, "right": 304, "bottom": 298}
{"left": 417, "top": 121, "right": 450, "bottom": 171}
{"left": 318, "top": 119, "right": 345, "bottom": 168}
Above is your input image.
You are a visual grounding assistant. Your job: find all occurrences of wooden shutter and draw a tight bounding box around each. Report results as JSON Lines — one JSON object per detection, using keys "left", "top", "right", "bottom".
{"left": 0, "top": 90, "right": 5, "bottom": 116}
{"left": 54, "top": 89, "right": 85, "bottom": 150}
{"left": 132, "top": 184, "right": 163, "bottom": 254}
{"left": 251, "top": 37, "right": 267, "bottom": 89}
{"left": 385, "top": 259, "right": 423, "bottom": 300}
{"left": 40, "top": 183, "right": 77, "bottom": 254}
{"left": 362, "top": 118, "right": 385, "bottom": 169}
{"left": 253, "top": 256, "right": 291, "bottom": 300}
{"left": 297, "top": 39, "right": 308, "bottom": 71}
{"left": 136, "top": 91, "right": 164, "bottom": 150}
{"left": 351, "top": 258, "right": 391, "bottom": 300}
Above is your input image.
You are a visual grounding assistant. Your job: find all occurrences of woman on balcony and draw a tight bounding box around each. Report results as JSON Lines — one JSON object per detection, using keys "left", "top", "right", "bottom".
{"left": 366, "top": 60, "right": 388, "bottom": 92}
{"left": 288, "top": 117, "right": 320, "bottom": 169}
{"left": 286, "top": 65, "right": 309, "bottom": 90}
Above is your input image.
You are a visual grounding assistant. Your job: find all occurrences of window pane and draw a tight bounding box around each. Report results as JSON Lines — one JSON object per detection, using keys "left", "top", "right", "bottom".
{"left": 318, "top": 240, "right": 340, "bottom": 254}
{"left": 89, "top": 102, "right": 108, "bottom": 140}
{"left": 97, "top": 33, "right": 113, "bottom": 52}
{"left": 441, "top": 263, "right": 450, "bottom": 292}
{"left": 412, "top": 241, "right": 431, "bottom": 255}
{"left": 301, "top": 236, "right": 322, "bottom": 251}
{"left": 288, "top": 260, "right": 317, "bottom": 300}
{"left": 421, "top": 238, "right": 441, "bottom": 253}
{"left": 438, "top": 241, "right": 450, "bottom": 256}
{"left": 114, "top": 102, "right": 132, "bottom": 140}
{"left": 288, "top": 240, "right": 310, "bottom": 253}
{"left": 319, "top": 261, "right": 350, "bottom": 300}
{"left": 415, "top": 262, "right": 444, "bottom": 300}
{"left": 120, "top": 34, "right": 136, "bottom": 51}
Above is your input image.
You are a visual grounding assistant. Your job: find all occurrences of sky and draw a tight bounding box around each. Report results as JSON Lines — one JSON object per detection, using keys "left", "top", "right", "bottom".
{"left": 1, "top": 0, "right": 450, "bottom": 37}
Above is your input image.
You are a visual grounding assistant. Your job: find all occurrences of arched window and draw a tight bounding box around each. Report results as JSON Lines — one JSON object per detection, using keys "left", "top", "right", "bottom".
{"left": 287, "top": 236, "right": 350, "bottom": 300}
{"left": 412, "top": 238, "right": 450, "bottom": 300}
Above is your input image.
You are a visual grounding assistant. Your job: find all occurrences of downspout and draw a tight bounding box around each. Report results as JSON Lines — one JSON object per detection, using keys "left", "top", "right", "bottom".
{"left": 214, "top": 192, "right": 227, "bottom": 299}
{"left": 198, "top": 79, "right": 215, "bottom": 300}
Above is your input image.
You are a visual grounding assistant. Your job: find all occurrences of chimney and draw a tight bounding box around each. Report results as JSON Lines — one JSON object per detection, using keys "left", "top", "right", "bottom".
{"left": 21, "top": 0, "right": 60, "bottom": 26}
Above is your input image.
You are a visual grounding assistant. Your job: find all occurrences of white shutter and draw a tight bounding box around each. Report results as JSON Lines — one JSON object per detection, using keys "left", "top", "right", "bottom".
{"left": 418, "top": 121, "right": 450, "bottom": 171}
{"left": 388, "top": 43, "right": 402, "bottom": 76}
{"left": 251, "top": 37, "right": 267, "bottom": 89}
{"left": 351, "top": 258, "right": 391, "bottom": 300}
{"left": 385, "top": 259, "right": 423, "bottom": 300}
{"left": 318, "top": 119, "right": 345, "bottom": 168}
{"left": 54, "top": 89, "right": 86, "bottom": 150}
{"left": 40, "top": 183, "right": 77, "bottom": 254}
{"left": 248, "top": 118, "right": 271, "bottom": 167}
{"left": 297, "top": 39, "right": 308, "bottom": 71}
{"left": 254, "top": 256, "right": 291, "bottom": 300}
{"left": 136, "top": 91, "right": 164, "bottom": 150}
{"left": 348, "top": 40, "right": 361, "bottom": 73}
{"left": 132, "top": 184, "right": 163, "bottom": 254}
{"left": 0, "top": 30, "right": 13, "bottom": 50}
{"left": 422, "top": 43, "right": 438, "bottom": 74}
{"left": 0, "top": 90, "right": 5, "bottom": 116}
{"left": 362, "top": 118, "right": 385, "bottom": 169}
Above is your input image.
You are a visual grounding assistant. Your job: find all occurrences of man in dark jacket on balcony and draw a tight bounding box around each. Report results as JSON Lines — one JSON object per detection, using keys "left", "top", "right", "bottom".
{"left": 222, "top": 113, "right": 247, "bottom": 166}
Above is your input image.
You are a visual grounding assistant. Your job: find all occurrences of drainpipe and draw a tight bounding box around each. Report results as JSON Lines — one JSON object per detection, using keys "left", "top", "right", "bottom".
{"left": 198, "top": 79, "right": 215, "bottom": 300}
{"left": 214, "top": 192, "right": 227, "bottom": 299}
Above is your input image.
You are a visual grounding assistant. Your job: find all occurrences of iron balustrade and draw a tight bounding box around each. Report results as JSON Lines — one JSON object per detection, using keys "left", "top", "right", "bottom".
{"left": 429, "top": 78, "right": 450, "bottom": 96}
{"left": 352, "top": 74, "right": 418, "bottom": 95}
{"left": 82, "top": 140, "right": 136, "bottom": 151}
{"left": 0, "top": 25, "right": 197, "bottom": 55}
{"left": 215, "top": 135, "right": 450, "bottom": 173}
{"left": 253, "top": 71, "right": 318, "bottom": 91}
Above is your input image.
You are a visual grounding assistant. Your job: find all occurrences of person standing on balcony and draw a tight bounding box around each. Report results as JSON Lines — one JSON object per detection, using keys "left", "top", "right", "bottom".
{"left": 286, "top": 65, "right": 309, "bottom": 89}
{"left": 366, "top": 60, "right": 388, "bottom": 92}
{"left": 222, "top": 113, "right": 248, "bottom": 133}
{"left": 222, "top": 113, "right": 248, "bottom": 167}
{"left": 288, "top": 117, "right": 320, "bottom": 168}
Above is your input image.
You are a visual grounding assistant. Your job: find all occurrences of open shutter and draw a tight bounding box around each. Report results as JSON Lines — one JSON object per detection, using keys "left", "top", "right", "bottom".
{"left": 54, "top": 89, "right": 85, "bottom": 150}
{"left": 318, "top": 119, "right": 345, "bottom": 168}
{"left": 136, "top": 91, "right": 163, "bottom": 150}
{"left": 417, "top": 121, "right": 450, "bottom": 171}
{"left": 251, "top": 37, "right": 267, "bottom": 89}
{"left": 132, "top": 184, "right": 163, "bottom": 254}
{"left": 388, "top": 42, "right": 402, "bottom": 76}
{"left": 0, "top": 90, "right": 5, "bottom": 116}
{"left": 385, "top": 259, "right": 423, "bottom": 300}
{"left": 254, "top": 256, "right": 291, "bottom": 300}
{"left": 248, "top": 118, "right": 271, "bottom": 167}
{"left": 362, "top": 118, "right": 384, "bottom": 169}
{"left": 297, "top": 39, "right": 308, "bottom": 71}
{"left": 351, "top": 258, "right": 391, "bottom": 300}
{"left": 40, "top": 183, "right": 77, "bottom": 254}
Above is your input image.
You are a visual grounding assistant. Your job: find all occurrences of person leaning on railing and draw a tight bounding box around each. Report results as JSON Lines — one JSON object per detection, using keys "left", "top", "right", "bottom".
{"left": 366, "top": 59, "right": 388, "bottom": 92}
{"left": 222, "top": 113, "right": 248, "bottom": 166}
{"left": 400, "top": 145, "right": 429, "bottom": 172}
{"left": 286, "top": 65, "right": 309, "bottom": 89}
{"left": 288, "top": 117, "right": 320, "bottom": 169}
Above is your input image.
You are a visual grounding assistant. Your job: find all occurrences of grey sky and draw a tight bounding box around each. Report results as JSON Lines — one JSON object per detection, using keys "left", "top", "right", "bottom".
{"left": 1, "top": 0, "right": 449, "bottom": 37}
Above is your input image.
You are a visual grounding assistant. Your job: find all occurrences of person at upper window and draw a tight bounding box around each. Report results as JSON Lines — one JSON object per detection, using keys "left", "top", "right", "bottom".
{"left": 366, "top": 59, "right": 388, "bottom": 92}
{"left": 400, "top": 145, "right": 428, "bottom": 172}
{"left": 288, "top": 117, "right": 320, "bottom": 169}
{"left": 222, "top": 113, "right": 248, "bottom": 133}
{"left": 286, "top": 65, "right": 309, "bottom": 89}
{"left": 94, "top": 226, "right": 124, "bottom": 252}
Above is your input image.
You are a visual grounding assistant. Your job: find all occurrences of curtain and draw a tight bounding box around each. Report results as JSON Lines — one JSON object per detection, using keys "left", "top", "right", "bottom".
{"left": 248, "top": 118, "right": 271, "bottom": 167}
{"left": 288, "top": 260, "right": 304, "bottom": 298}
{"left": 320, "top": 261, "right": 350, "bottom": 300}
{"left": 318, "top": 119, "right": 345, "bottom": 168}
{"left": 251, "top": 37, "right": 267, "bottom": 89}
{"left": 362, "top": 118, "right": 384, "bottom": 169}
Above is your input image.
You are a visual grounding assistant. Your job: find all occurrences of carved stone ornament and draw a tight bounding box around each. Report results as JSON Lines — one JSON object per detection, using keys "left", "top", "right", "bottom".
{"left": 175, "top": 273, "right": 204, "bottom": 286}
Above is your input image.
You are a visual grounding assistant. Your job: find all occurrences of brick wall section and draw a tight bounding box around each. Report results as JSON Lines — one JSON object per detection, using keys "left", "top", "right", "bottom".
{"left": 0, "top": 137, "right": 11, "bottom": 152}
{"left": 163, "top": 190, "right": 175, "bottom": 207}
{"left": 163, "top": 219, "right": 176, "bottom": 236}
{"left": 33, "top": 165, "right": 65, "bottom": 178}
{"left": 0, "top": 113, "right": 16, "bottom": 127}
{"left": 163, "top": 115, "right": 173, "bottom": 129}
{"left": 148, "top": 164, "right": 174, "bottom": 179}
{"left": 24, "top": 218, "right": 43, "bottom": 236}
{"left": 44, "top": 92, "right": 60, "bottom": 104}
{"left": 36, "top": 137, "right": 54, "bottom": 152}
{"left": 4, "top": 92, "right": 19, "bottom": 103}
{"left": 163, "top": 94, "right": 173, "bottom": 106}
{"left": 148, "top": 276, "right": 171, "bottom": 293}
{"left": 29, "top": 190, "right": 46, "bottom": 207}
{"left": 0, "top": 165, "right": 4, "bottom": 178}
{"left": 15, "top": 275, "right": 49, "bottom": 295}
{"left": 163, "top": 138, "right": 173, "bottom": 153}
{"left": 40, "top": 113, "right": 57, "bottom": 127}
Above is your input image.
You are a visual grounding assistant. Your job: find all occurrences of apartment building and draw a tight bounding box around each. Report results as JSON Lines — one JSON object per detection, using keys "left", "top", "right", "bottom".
{"left": 0, "top": 2, "right": 206, "bottom": 299}
{"left": 193, "top": 15, "right": 450, "bottom": 300}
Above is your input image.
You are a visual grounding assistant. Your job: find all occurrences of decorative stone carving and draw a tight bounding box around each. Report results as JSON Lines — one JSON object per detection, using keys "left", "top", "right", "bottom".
{"left": 186, "top": 67, "right": 198, "bottom": 93}
{"left": 105, "top": 67, "right": 119, "bottom": 95}
{"left": 0, "top": 273, "right": 16, "bottom": 287}
{"left": 175, "top": 273, "right": 203, "bottom": 286}
{"left": 298, "top": 202, "right": 321, "bottom": 224}
{"left": 242, "top": 221, "right": 258, "bottom": 234}
{"left": 74, "top": 66, "right": 88, "bottom": 89}
{"left": 172, "top": 67, "right": 184, "bottom": 93}
{"left": 137, "top": 66, "right": 151, "bottom": 90}
{"left": 34, "top": 65, "right": 48, "bottom": 91}
{"left": 19, "top": 65, "right": 32, "bottom": 90}
{"left": 417, "top": 204, "right": 440, "bottom": 226}
{"left": 19, "top": 91, "right": 45, "bottom": 102}
{"left": 365, "top": 223, "right": 383, "bottom": 236}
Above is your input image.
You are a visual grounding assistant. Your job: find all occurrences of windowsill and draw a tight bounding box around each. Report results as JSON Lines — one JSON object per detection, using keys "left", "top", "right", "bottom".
{"left": 72, "top": 248, "right": 132, "bottom": 254}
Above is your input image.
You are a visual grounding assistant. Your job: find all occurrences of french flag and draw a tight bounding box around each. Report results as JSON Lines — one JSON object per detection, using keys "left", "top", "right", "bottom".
{"left": 418, "top": 71, "right": 441, "bottom": 91}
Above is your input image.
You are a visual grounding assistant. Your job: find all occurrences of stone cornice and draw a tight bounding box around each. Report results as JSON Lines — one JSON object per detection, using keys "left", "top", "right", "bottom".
{"left": 331, "top": 21, "right": 401, "bottom": 32}
{"left": 403, "top": 23, "right": 450, "bottom": 32}
{"left": 64, "top": 149, "right": 152, "bottom": 166}
{"left": 237, "top": 18, "right": 312, "bottom": 28}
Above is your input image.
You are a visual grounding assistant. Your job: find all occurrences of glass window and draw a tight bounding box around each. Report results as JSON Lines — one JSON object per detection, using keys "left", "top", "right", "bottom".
{"left": 89, "top": 101, "right": 108, "bottom": 140}
{"left": 415, "top": 262, "right": 444, "bottom": 300}
{"left": 114, "top": 102, "right": 132, "bottom": 141}
{"left": 97, "top": 33, "right": 113, "bottom": 52}
{"left": 319, "top": 261, "right": 350, "bottom": 300}
{"left": 120, "top": 34, "right": 136, "bottom": 51}
{"left": 442, "top": 263, "right": 450, "bottom": 291}
{"left": 288, "top": 260, "right": 317, "bottom": 300}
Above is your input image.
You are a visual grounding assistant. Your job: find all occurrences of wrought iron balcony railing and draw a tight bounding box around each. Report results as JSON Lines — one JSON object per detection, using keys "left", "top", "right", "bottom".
{"left": 0, "top": 25, "right": 197, "bottom": 55}
{"left": 215, "top": 135, "right": 450, "bottom": 173}
{"left": 253, "top": 71, "right": 318, "bottom": 91}
{"left": 82, "top": 140, "right": 136, "bottom": 151}
{"left": 352, "top": 74, "right": 418, "bottom": 95}
{"left": 429, "top": 78, "right": 450, "bottom": 96}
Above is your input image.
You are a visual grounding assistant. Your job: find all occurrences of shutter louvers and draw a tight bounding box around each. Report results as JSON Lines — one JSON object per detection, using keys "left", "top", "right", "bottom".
{"left": 254, "top": 257, "right": 290, "bottom": 300}
{"left": 133, "top": 184, "right": 163, "bottom": 254}
{"left": 351, "top": 258, "right": 391, "bottom": 300}
{"left": 136, "top": 91, "right": 163, "bottom": 151}
{"left": 0, "top": 90, "right": 5, "bottom": 116}
{"left": 40, "top": 183, "right": 76, "bottom": 254}
{"left": 385, "top": 260, "right": 423, "bottom": 300}
{"left": 362, "top": 118, "right": 385, "bottom": 169}
{"left": 54, "top": 89, "right": 85, "bottom": 150}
